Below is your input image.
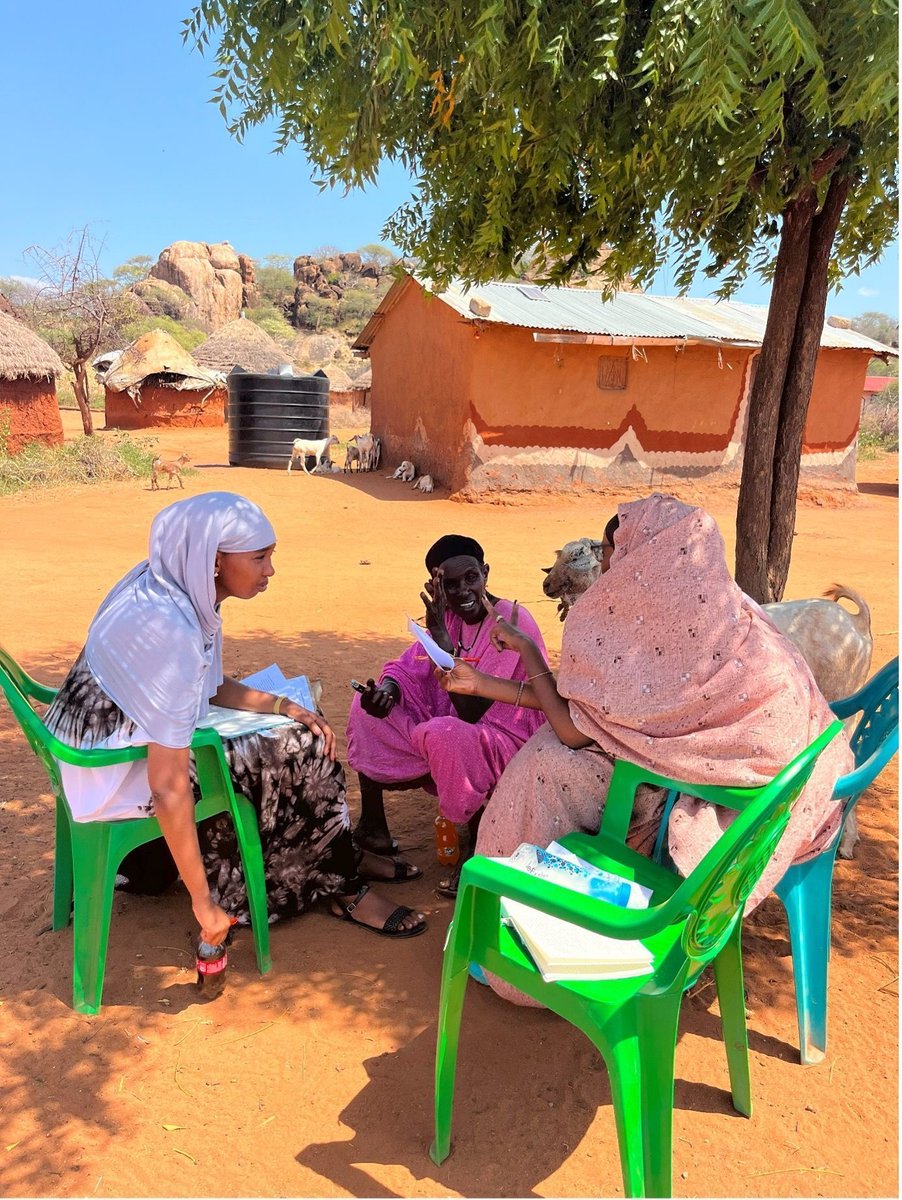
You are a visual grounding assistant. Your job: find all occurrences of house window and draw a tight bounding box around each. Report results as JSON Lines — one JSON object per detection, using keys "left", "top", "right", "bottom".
{"left": 597, "top": 356, "right": 628, "bottom": 390}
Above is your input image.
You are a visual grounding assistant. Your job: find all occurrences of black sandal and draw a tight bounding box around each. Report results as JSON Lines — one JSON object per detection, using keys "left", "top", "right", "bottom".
{"left": 435, "top": 864, "right": 463, "bottom": 900}
{"left": 332, "top": 884, "right": 427, "bottom": 938}
{"left": 352, "top": 827, "right": 400, "bottom": 856}
{"left": 361, "top": 854, "right": 423, "bottom": 884}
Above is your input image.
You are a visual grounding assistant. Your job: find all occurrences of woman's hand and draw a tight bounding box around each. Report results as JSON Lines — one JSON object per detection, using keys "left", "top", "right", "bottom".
{"left": 483, "top": 596, "right": 535, "bottom": 656}
{"left": 420, "top": 567, "right": 452, "bottom": 648}
{"left": 434, "top": 662, "right": 483, "bottom": 696}
{"left": 193, "top": 894, "right": 233, "bottom": 947}
{"left": 280, "top": 700, "right": 336, "bottom": 760}
{"left": 359, "top": 679, "right": 399, "bottom": 720}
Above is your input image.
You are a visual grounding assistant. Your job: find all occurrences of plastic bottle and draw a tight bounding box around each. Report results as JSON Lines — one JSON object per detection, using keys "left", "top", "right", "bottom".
{"left": 434, "top": 815, "right": 461, "bottom": 866}
{"left": 509, "top": 843, "right": 634, "bottom": 906}
{"left": 195, "top": 929, "right": 232, "bottom": 997}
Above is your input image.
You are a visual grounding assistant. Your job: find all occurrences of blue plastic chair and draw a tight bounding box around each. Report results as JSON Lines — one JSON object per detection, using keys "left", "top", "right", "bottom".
{"left": 653, "top": 657, "right": 899, "bottom": 1064}
{"left": 774, "top": 657, "right": 899, "bottom": 1063}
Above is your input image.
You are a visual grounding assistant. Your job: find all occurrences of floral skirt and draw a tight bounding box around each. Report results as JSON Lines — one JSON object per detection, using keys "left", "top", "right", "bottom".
{"left": 46, "top": 653, "right": 356, "bottom": 923}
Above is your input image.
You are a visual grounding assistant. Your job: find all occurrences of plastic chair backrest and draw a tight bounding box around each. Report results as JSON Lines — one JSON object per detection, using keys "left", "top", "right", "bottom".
{"left": 829, "top": 656, "right": 899, "bottom": 812}
{"left": 602, "top": 722, "right": 842, "bottom": 980}
{"left": 0, "top": 644, "right": 57, "bottom": 705}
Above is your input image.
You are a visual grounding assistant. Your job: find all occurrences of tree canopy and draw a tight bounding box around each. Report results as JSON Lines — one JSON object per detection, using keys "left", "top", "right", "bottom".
{"left": 185, "top": 0, "right": 897, "bottom": 293}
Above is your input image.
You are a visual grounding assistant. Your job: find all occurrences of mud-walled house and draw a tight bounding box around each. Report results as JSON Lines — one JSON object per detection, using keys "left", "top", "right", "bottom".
{"left": 353, "top": 274, "right": 896, "bottom": 496}
{"left": 0, "top": 308, "right": 65, "bottom": 453}
{"left": 99, "top": 329, "right": 225, "bottom": 429}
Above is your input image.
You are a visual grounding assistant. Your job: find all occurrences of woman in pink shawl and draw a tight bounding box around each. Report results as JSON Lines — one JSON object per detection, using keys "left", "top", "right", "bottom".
{"left": 347, "top": 534, "right": 547, "bottom": 893}
{"left": 439, "top": 494, "right": 852, "bottom": 1004}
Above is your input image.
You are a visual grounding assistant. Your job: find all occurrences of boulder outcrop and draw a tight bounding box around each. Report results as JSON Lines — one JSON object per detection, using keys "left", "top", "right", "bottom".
{"left": 148, "top": 241, "right": 257, "bottom": 330}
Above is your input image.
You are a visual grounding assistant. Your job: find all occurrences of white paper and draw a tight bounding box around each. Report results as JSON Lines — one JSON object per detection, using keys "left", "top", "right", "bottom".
{"left": 502, "top": 898, "right": 654, "bottom": 983}
{"left": 240, "top": 663, "right": 316, "bottom": 711}
{"left": 198, "top": 704, "right": 291, "bottom": 739}
{"left": 406, "top": 617, "right": 456, "bottom": 671}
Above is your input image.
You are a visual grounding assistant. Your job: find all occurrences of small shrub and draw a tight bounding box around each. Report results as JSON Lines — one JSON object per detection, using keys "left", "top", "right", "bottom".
{"left": 244, "top": 305, "right": 295, "bottom": 342}
{"left": 0, "top": 433, "right": 160, "bottom": 495}
{"left": 119, "top": 315, "right": 206, "bottom": 352}
{"left": 858, "top": 384, "right": 899, "bottom": 454}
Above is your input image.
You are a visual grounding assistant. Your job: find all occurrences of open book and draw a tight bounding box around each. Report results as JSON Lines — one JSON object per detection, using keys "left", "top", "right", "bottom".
{"left": 498, "top": 844, "right": 654, "bottom": 983}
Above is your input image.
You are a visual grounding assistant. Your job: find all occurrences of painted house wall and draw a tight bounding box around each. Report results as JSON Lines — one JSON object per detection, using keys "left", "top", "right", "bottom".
{"left": 367, "top": 280, "right": 870, "bottom": 494}
{"left": 368, "top": 283, "right": 473, "bottom": 490}
{"left": 105, "top": 384, "right": 225, "bottom": 429}
{"left": 0, "top": 377, "right": 64, "bottom": 453}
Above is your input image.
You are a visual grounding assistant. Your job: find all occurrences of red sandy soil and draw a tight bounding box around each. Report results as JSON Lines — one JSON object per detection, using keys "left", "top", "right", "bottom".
{"left": 0, "top": 413, "right": 897, "bottom": 1199}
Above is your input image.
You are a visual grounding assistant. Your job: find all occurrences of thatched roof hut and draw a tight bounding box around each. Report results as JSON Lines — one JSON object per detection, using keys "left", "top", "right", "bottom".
{"left": 193, "top": 318, "right": 289, "bottom": 375}
{"left": 101, "top": 328, "right": 226, "bottom": 431}
{"left": 0, "top": 310, "right": 64, "bottom": 382}
{"left": 0, "top": 311, "right": 65, "bottom": 452}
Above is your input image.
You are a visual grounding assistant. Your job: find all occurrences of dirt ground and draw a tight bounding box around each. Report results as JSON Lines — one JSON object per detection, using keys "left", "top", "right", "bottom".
{"left": 0, "top": 412, "right": 897, "bottom": 1199}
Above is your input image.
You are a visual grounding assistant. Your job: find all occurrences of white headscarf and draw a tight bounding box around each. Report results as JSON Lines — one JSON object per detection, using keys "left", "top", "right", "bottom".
{"left": 85, "top": 492, "right": 276, "bottom": 748}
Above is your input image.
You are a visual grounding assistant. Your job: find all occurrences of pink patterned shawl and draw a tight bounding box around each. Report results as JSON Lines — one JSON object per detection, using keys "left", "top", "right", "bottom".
{"left": 556, "top": 493, "right": 852, "bottom": 905}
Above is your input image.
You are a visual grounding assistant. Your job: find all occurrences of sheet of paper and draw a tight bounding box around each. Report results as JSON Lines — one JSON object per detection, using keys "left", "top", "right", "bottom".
{"left": 407, "top": 617, "right": 456, "bottom": 671}
{"left": 240, "top": 663, "right": 288, "bottom": 693}
{"left": 240, "top": 664, "right": 315, "bottom": 711}
{"left": 198, "top": 704, "right": 291, "bottom": 739}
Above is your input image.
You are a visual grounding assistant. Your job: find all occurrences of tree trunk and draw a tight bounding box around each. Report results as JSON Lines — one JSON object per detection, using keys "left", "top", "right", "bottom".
{"left": 734, "top": 188, "right": 817, "bottom": 601}
{"left": 72, "top": 359, "right": 94, "bottom": 436}
{"left": 766, "top": 171, "right": 851, "bottom": 600}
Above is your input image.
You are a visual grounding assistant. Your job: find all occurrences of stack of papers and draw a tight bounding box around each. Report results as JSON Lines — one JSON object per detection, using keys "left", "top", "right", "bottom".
{"left": 197, "top": 664, "right": 316, "bottom": 740}
{"left": 498, "top": 844, "right": 654, "bottom": 983}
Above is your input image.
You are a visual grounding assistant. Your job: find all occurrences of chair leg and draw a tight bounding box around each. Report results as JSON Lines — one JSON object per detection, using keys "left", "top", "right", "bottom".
{"left": 231, "top": 797, "right": 272, "bottom": 975}
{"left": 52, "top": 799, "right": 74, "bottom": 931}
{"left": 774, "top": 850, "right": 836, "bottom": 1064}
{"left": 712, "top": 921, "right": 752, "bottom": 1116}
{"left": 70, "top": 828, "right": 119, "bottom": 1015}
{"left": 430, "top": 927, "right": 471, "bottom": 1166}
{"left": 635, "top": 990, "right": 682, "bottom": 1199}
{"left": 592, "top": 1016, "right": 647, "bottom": 1199}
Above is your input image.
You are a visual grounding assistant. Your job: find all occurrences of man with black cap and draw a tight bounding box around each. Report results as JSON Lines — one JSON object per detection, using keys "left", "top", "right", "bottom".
{"left": 346, "top": 534, "right": 547, "bottom": 895}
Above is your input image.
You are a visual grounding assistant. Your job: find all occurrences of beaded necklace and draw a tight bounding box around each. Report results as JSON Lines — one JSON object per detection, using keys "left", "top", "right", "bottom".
{"left": 456, "top": 613, "right": 487, "bottom": 654}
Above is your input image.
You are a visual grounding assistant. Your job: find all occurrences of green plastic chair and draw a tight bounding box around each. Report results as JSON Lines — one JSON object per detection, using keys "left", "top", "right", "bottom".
{"left": 430, "top": 722, "right": 842, "bottom": 1199}
{"left": 0, "top": 646, "right": 272, "bottom": 1015}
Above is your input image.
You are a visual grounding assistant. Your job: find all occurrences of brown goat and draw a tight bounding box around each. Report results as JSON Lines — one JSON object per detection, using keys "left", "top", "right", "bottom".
{"left": 151, "top": 453, "right": 190, "bottom": 490}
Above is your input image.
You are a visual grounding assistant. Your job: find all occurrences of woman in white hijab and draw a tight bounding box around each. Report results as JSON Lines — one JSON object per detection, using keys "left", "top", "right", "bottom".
{"left": 46, "top": 492, "right": 426, "bottom": 946}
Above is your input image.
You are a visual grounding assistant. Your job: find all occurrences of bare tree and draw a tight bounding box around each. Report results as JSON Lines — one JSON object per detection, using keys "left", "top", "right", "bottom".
{"left": 25, "top": 228, "right": 134, "bottom": 435}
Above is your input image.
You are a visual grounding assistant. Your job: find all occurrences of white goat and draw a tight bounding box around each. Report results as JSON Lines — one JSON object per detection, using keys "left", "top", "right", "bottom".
{"left": 412, "top": 474, "right": 434, "bottom": 493}
{"left": 345, "top": 433, "right": 376, "bottom": 472}
{"left": 371, "top": 435, "right": 382, "bottom": 471}
{"left": 391, "top": 460, "right": 416, "bottom": 482}
{"left": 541, "top": 538, "right": 606, "bottom": 621}
{"left": 287, "top": 435, "right": 339, "bottom": 474}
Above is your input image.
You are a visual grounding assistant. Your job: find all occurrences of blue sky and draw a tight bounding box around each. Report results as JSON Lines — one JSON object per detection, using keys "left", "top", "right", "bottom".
{"left": 1, "top": 0, "right": 897, "bottom": 319}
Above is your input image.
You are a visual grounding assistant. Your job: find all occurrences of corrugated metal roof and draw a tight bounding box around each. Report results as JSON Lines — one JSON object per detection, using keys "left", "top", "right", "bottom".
{"left": 427, "top": 278, "right": 898, "bottom": 354}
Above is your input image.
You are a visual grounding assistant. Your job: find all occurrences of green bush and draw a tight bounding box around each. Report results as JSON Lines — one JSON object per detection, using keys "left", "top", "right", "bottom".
{"left": 858, "top": 382, "right": 899, "bottom": 455}
{"left": 302, "top": 296, "right": 340, "bottom": 330}
{"left": 244, "top": 305, "right": 295, "bottom": 342}
{"left": 338, "top": 287, "right": 380, "bottom": 328}
{"left": 119, "top": 315, "right": 207, "bottom": 352}
{"left": 0, "top": 433, "right": 162, "bottom": 495}
{"left": 255, "top": 265, "right": 296, "bottom": 305}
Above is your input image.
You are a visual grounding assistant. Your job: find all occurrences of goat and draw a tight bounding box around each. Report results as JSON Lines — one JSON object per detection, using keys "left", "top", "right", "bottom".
{"left": 391, "top": 460, "right": 416, "bottom": 482}
{"left": 412, "top": 474, "right": 434, "bottom": 493}
{"left": 541, "top": 538, "right": 606, "bottom": 621}
{"left": 151, "top": 453, "right": 190, "bottom": 491}
{"left": 344, "top": 433, "right": 376, "bottom": 472}
{"left": 371, "top": 435, "right": 382, "bottom": 471}
{"left": 288, "top": 435, "right": 339, "bottom": 474}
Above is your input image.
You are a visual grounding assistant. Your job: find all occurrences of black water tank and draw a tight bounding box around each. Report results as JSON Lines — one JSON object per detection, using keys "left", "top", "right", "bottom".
{"left": 227, "top": 367, "right": 330, "bottom": 468}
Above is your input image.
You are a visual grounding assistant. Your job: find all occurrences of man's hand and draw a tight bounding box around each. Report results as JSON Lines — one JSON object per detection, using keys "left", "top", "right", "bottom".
{"left": 359, "top": 679, "right": 400, "bottom": 719}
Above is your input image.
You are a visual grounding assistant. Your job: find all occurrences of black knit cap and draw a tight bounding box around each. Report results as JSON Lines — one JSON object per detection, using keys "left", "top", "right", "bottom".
{"left": 425, "top": 534, "right": 485, "bottom": 573}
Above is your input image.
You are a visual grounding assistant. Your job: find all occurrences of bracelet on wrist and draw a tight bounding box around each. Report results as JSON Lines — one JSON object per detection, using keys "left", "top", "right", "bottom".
{"left": 272, "top": 695, "right": 286, "bottom": 714}
{"left": 527, "top": 670, "right": 553, "bottom": 682}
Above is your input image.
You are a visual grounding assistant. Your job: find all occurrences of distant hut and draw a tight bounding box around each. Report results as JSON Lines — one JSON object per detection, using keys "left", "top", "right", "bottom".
{"left": 327, "top": 363, "right": 371, "bottom": 409}
{"left": 100, "top": 329, "right": 225, "bottom": 429}
{"left": 193, "top": 318, "right": 290, "bottom": 375}
{"left": 0, "top": 310, "right": 65, "bottom": 453}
